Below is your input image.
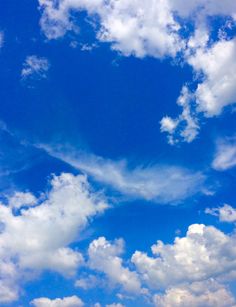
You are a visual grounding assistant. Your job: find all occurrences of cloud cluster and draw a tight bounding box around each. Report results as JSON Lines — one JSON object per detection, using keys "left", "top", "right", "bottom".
{"left": 132, "top": 224, "right": 236, "bottom": 288}
{"left": 153, "top": 280, "right": 236, "bottom": 307}
{"left": 0, "top": 173, "right": 107, "bottom": 302}
{"left": 206, "top": 204, "right": 236, "bottom": 223}
{"left": 83, "top": 223, "right": 236, "bottom": 306}
{"left": 38, "top": 0, "right": 236, "bottom": 143}
{"left": 31, "top": 295, "right": 84, "bottom": 307}
{"left": 88, "top": 237, "right": 142, "bottom": 294}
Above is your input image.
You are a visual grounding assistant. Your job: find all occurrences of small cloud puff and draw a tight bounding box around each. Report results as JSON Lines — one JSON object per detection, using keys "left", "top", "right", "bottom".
{"left": 21, "top": 55, "right": 50, "bottom": 80}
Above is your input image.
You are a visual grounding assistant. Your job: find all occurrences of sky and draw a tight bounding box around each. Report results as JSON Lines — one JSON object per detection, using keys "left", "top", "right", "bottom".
{"left": 0, "top": 0, "right": 236, "bottom": 306}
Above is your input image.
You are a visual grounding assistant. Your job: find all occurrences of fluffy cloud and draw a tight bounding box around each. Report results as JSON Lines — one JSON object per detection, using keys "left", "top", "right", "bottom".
{"left": 132, "top": 224, "right": 236, "bottom": 289}
{"left": 188, "top": 39, "right": 236, "bottom": 117}
{"left": 38, "top": 0, "right": 236, "bottom": 58}
{"left": 160, "top": 86, "right": 199, "bottom": 144}
{"left": 31, "top": 295, "right": 84, "bottom": 307}
{"left": 38, "top": 1, "right": 236, "bottom": 142}
{"left": 40, "top": 145, "right": 206, "bottom": 204}
{"left": 39, "top": 0, "right": 183, "bottom": 58}
{"left": 88, "top": 237, "right": 142, "bottom": 294}
{"left": 7, "top": 191, "right": 37, "bottom": 209}
{"left": 21, "top": 55, "right": 50, "bottom": 79}
{"left": 205, "top": 204, "right": 236, "bottom": 223}
{"left": 0, "top": 173, "right": 107, "bottom": 302}
{"left": 212, "top": 137, "right": 236, "bottom": 171}
{"left": 161, "top": 38, "right": 236, "bottom": 143}
{"left": 153, "top": 280, "right": 236, "bottom": 307}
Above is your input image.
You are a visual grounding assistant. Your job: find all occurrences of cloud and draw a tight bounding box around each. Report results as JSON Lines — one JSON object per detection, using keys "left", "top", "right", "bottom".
{"left": 161, "top": 38, "right": 236, "bottom": 143}
{"left": 212, "top": 137, "right": 236, "bottom": 171}
{"left": 153, "top": 280, "right": 236, "bottom": 307}
{"left": 188, "top": 39, "right": 236, "bottom": 117}
{"left": 132, "top": 223, "right": 236, "bottom": 289}
{"left": 21, "top": 55, "right": 50, "bottom": 79}
{"left": 205, "top": 204, "right": 236, "bottom": 223}
{"left": 0, "top": 173, "right": 107, "bottom": 302}
{"left": 160, "top": 86, "right": 199, "bottom": 144}
{"left": 38, "top": 0, "right": 183, "bottom": 58}
{"left": 31, "top": 295, "right": 84, "bottom": 307}
{"left": 7, "top": 191, "right": 37, "bottom": 209}
{"left": 40, "top": 145, "right": 206, "bottom": 204}
{"left": 37, "top": 1, "right": 236, "bottom": 143}
{"left": 88, "top": 236, "right": 142, "bottom": 294}
{"left": 38, "top": 0, "right": 236, "bottom": 58}
{"left": 106, "top": 304, "right": 125, "bottom": 307}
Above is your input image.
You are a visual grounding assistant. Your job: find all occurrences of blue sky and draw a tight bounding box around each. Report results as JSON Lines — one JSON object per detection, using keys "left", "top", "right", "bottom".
{"left": 0, "top": 1, "right": 236, "bottom": 306}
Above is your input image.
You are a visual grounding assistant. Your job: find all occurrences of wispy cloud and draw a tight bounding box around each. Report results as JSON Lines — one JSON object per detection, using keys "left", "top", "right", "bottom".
{"left": 39, "top": 144, "right": 207, "bottom": 204}
{"left": 212, "top": 137, "right": 236, "bottom": 171}
{"left": 21, "top": 55, "right": 50, "bottom": 80}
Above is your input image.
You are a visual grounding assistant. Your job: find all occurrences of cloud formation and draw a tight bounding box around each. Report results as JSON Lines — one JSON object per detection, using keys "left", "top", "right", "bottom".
{"left": 40, "top": 145, "right": 206, "bottom": 204}
{"left": 153, "top": 280, "right": 236, "bottom": 307}
{"left": 132, "top": 224, "right": 236, "bottom": 288}
{"left": 0, "top": 173, "right": 107, "bottom": 302}
{"left": 206, "top": 204, "right": 236, "bottom": 223}
{"left": 31, "top": 295, "right": 84, "bottom": 307}
{"left": 88, "top": 236, "right": 142, "bottom": 294}
{"left": 38, "top": 0, "right": 236, "bottom": 143}
{"left": 21, "top": 55, "right": 50, "bottom": 79}
{"left": 212, "top": 137, "right": 236, "bottom": 171}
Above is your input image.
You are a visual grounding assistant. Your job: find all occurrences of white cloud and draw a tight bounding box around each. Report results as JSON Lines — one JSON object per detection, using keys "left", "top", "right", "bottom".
{"left": 88, "top": 237, "right": 142, "bottom": 294}
{"left": 38, "top": 1, "right": 236, "bottom": 143}
{"left": 205, "top": 204, "right": 236, "bottom": 223}
{"left": 153, "top": 280, "right": 236, "bottom": 307}
{"left": 40, "top": 145, "right": 206, "bottom": 204}
{"left": 75, "top": 274, "right": 101, "bottom": 290}
{"left": 160, "top": 86, "right": 199, "bottom": 144}
{"left": 132, "top": 223, "right": 236, "bottom": 289}
{"left": 106, "top": 304, "right": 125, "bottom": 307}
{"left": 21, "top": 55, "right": 50, "bottom": 79}
{"left": 188, "top": 39, "right": 236, "bottom": 117}
{"left": 39, "top": 0, "right": 183, "bottom": 58}
{"left": 31, "top": 295, "right": 84, "bottom": 307}
{"left": 7, "top": 191, "right": 37, "bottom": 209}
{"left": 161, "top": 38, "right": 236, "bottom": 143}
{"left": 0, "top": 173, "right": 107, "bottom": 302}
{"left": 38, "top": 0, "right": 236, "bottom": 59}
{"left": 212, "top": 138, "right": 236, "bottom": 171}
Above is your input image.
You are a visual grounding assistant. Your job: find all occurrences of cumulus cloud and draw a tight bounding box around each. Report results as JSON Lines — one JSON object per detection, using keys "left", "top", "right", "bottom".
{"left": 37, "top": 1, "right": 236, "bottom": 143}
{"left": 132, "top": 224, "right": 236, "bottom": 289}
{"left": 39, "top": 145, "right": 206, "bottom": 204}
{"left": 38, "top": 0, "right": 236, "bottom": 58}
{"left": 160, "top": 86, "right": 199, "bottom": 144}
{"left": 205, "top": 204, "right": 236, "bottom": 223}
{"left": 212, "top": 137, "right": 236, "bottom": 171}
{"left": 7, "top": 191, "right": 37, "bottom": 209}
{"left": 21, "top": 55, "right": 50, "bottom": 79}
{"left": 161, "top": 38, "right": 236, "bottom": 143}
{"left": 38, "top": 0, "right": 183, "bottom": 58}
{"left": 0, "top": 173, "right": 107, "bottom": 302}
{"left": 188, "top": 39, "right": 236, "bottom": 117}
{"left": 88, "top": 237, "right": 142, "bottom": 294}
{"left": 31, "top": 295, "right": 84, "bottom": 307}
{"left": 153, "top": 280, "right": 236, "bottom": 307}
